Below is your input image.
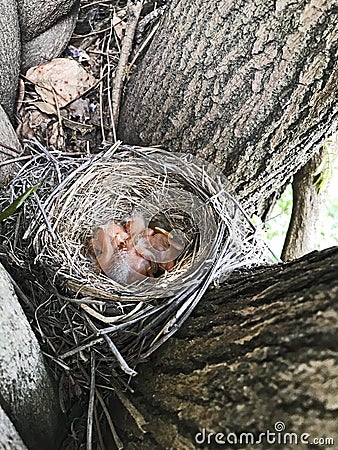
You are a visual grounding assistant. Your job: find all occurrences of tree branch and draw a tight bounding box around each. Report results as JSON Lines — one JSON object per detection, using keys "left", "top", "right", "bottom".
{"left": 112, "top": 0, "right": 143, "bottom": 132}
{"left": 112, "top": 247, "right": 338, "bottom": 449}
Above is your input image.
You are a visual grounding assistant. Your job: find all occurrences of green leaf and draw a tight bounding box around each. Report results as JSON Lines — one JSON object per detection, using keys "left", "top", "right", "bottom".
{"left": 0, "top": 184, "right": 38, "bottom": 223}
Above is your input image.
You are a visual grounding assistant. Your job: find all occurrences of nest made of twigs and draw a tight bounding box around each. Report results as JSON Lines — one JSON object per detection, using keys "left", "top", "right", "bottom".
{"left": 2, "top": 140, "right": 272, "bottom": 378}
{"left": 0, "top": 139, "right": 274, "bottom": 446}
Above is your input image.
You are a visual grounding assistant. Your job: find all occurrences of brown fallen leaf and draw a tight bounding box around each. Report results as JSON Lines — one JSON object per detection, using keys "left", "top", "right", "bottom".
{"left": 34, "top": 101, "right": 57, "bottom": 115}
{"left": 26, "top": 58, "right": 97, "bottom": 108}
{"left": 17, "top": 108, "right": 53, "bottom": 141}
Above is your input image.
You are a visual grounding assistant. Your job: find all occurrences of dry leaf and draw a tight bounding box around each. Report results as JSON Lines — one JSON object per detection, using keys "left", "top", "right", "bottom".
{"left": 17, "top": 108, "right": 52, "bottom": 141}
{"left": 26, "top": 58, "right": 97, "bottom": 108}
{"left": 34, "top": 101, "right": 57, "bottom": 115}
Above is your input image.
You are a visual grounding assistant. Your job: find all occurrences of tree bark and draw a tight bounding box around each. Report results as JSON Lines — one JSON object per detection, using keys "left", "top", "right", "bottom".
{"left": 0, "top": 405, "right": 28, "bottom": 450}
{"left": 21, "top": 1, "right": 79, "bottom": 72}
{"left": 0, "top": 264, "right": 65, "bottom": 450}
{"left": 0, "top": 105, "right": 22, "bottom": 183}
{"left": 0, "top": 0, "right": 21, "bottom": 119}
{"left": 17, "top": 0, "right": 78, "bottom": 43}
{"left": 119, "top": 0, "right": 338, "bottom": 214}
{"left": 112, "top": 247, "right": 338, "bottom": 449}
{"left": 281, "top": 146, "right": 328, "bottom": 260}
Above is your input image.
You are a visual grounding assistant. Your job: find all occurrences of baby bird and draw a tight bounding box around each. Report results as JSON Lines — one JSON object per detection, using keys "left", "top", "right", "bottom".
{"left": 125, "top": 213, "right": 147, "bottom": 237}
{"left": 89, "top": 213, "right": 183, "bottom": 284}
{"left": 121, "top": 236, "right": 152, "bottom": 282}
{"left": 132, "top": 225, "right": 182, "bottom": 272}
{"left": 148, "top": 232, "right": 177, "bottom": 271}
{"left": 90, "top": 223, "right": 126, "bottom": 275}
{"left": 91, "top": 219, "right": 152, "bottom": 284}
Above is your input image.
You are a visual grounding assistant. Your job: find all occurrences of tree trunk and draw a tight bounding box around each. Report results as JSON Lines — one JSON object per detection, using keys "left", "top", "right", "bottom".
{"left": 0, "top": 104, "right": 22, "bottom": 183}
{"left": 282, "top": 147, "right": 325, "bottom": 260}
{"left": 0, "top": 0, "right": 20, "bottom": 119}
{"left": 0, "top": 264, "right": 65, "bottom": 450}
{"left": 118, "top": 0, "right": 338, "bottom": 214}
{"left": 0, "top": 405, "right": 28, "bottom": 450}
{"left": 113, "top": 247, "right": 338, "bottom": 449}
{"left": 20, "top": 0, "right": 80, "bottom": 71}
{"left": 282, "top": 136, "right": 337, "bottom": 260}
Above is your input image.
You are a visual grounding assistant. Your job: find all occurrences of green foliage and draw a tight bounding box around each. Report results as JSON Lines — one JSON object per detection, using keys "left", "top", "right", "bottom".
{"left": 264, "top": 158, "right": 338, "bottom": 257}
{"left": 0, "top": 184, "right": 38, "bottom": 223}
{"left": 264, "top": 184, "right": 293, "bottom": 256}
{"left": 313, "top": 141, "right": 337, "bottom": 193}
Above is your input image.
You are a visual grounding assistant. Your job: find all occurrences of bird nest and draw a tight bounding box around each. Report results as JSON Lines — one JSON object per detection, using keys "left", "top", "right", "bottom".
{"left": 3, "top": 140, "right": 272, "bottom": 376}
{"left": 1, "top": 139, "right": 272, "bottom": 444}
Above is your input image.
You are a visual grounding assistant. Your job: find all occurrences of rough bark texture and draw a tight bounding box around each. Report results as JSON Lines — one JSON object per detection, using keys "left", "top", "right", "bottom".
{"left": 0, "top": 0, "right": 78, "bottom": 119}
{"left": 119, "top": 0, "right": 338, "bottom": 214}
{"left": 21, "top": 1, "right": 79, "bottom": 71}
{"left": 18, "top": 0, "right": 78, "bottom": 42}
{"left": 0, "top": 264, "right": 64, "bottom": 450}
{"left": 282, "top": 147, "right": 328, "bottom": 260}
{"left": 0, "top": 105, "right": 22, "bottom": 183}
{"left": 0, "top": 0, "right": 21, "bottom": 119}
{"left": 0, "top": 405, "right": 28, "bottom": 450}
{"left": 112, "top": 247, "right": 338, "bottom": 450}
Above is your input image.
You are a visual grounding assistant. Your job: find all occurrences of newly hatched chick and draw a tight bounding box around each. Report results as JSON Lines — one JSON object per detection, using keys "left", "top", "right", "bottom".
{"left": 120, "top": 236, "right": 152, "bottom": 282}
{"left": 129, "top": 215, "right": 182, "bottom": 272}
{"left": 91, "top": 222, "right": 128, "bottom": 274}
{"left": 125, "top": 213, "right": 147, "bottom": 237}
{"left": 89, "top": 213, "right": 183, "bottom": 283}
{"left": 91, "top": 219, "right": 152, "bottom": 284}
{"left": 148, "top": 232, "right": 176, "bottom": 271}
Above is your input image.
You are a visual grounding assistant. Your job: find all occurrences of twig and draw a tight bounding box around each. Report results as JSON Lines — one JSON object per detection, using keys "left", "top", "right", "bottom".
{"left": 78, "top": 362, "right": 123, "bottom": 449}
{"left": 72, "top": 26, "right": 113, "bottom": 38}
{"left": 0, "top": 155, "right": 32, "bottom": 167}
{"left": 86, "top": 316, "right": 137, "bottom": 376}
{"left": 42, "top": 352, "right": 71, "bottom": 371}
{"left": 111, "top": 0, "right": 144, "bottom": 130}
{"left": 59, "top": 338, "right": 104, "bottom": 359}
{"left": 0, "top": 141, "right": 21, "bottom": 155}
{"left": 94, "top": 406, "right": 106, "bottom": 450}
{"left": 106, "top": 18, "right": 117, "bottom": 142}
{"left": 26, "top": 193, "right": 57, "bottom": 241}
{"left": 87, "top": 352, "right": 95, "bottom": 450}
{"left": 113, "top": 385, "right": 147, "bottom": 433}
{"left": 99, "top": 65, "right": 106, "bottom": 142}
{"left": 81, "top": 0, "right": 113, "bottom": 8}
{"left": 96, "top": 389, "right": 124, "bottom": 450}
{"left": 80, "top": 301, "right": 144, "bottom": 324}
{"left": 128, "top": 22, "right": 159, "bottom": 71}
{"left": 103, "top": 333, "right": 137, "bottom": 377}
{"left": 5, "top": 272, "right": 35, "bottom": 312}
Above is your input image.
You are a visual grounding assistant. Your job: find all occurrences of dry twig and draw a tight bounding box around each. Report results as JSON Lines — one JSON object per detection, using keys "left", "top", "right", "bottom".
{"left": 111, "top": 0, "right": 144, "bottom": 129}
